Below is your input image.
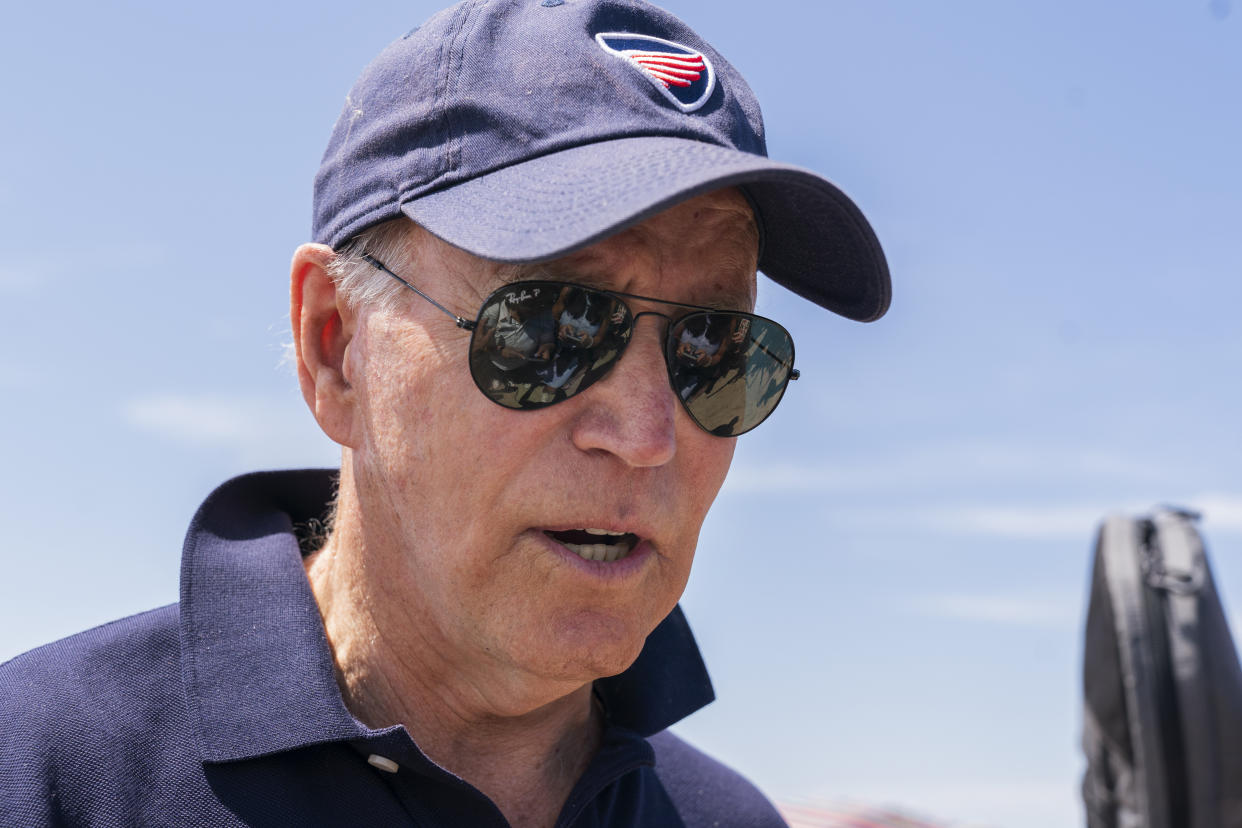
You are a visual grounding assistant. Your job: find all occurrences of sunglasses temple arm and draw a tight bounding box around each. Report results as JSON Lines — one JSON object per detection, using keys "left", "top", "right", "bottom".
{"left": 364, "top": 255, "right": 476, "bottom": 330}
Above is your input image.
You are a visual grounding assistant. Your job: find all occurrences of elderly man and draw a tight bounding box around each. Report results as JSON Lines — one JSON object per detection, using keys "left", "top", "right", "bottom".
{"left": 0, "top": 1, "right": 888, "bottom": 826}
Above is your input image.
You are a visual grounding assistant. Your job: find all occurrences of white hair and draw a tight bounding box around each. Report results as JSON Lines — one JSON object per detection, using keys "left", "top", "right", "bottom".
{"left": 281, "top": 218, "right": 420, "bottom": 374}
{"left": 286, "top": 219, "right": 420, "bottom": 546}
{"left": 324, "top": 217, "right": 421, "bottom": 312}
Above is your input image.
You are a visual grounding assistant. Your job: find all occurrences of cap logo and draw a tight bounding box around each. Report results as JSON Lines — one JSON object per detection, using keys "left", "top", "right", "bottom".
{"left": 595, "top": 33, "right": 716, "bottom": 113}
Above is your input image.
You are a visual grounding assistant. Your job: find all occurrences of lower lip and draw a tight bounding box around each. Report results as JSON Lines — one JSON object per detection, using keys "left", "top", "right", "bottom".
{"left": 534, "top": 532, "right": 655, "bottom": 582}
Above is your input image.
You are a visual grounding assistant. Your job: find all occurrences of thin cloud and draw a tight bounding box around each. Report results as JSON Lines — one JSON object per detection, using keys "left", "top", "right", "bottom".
{"left": 121, "top": 392, "right": 338, "bottom": 467}
{"left": 1190, "top": 492, "right": 1242, "bottom": 531}
{"left": 125, "top": 394, "right": 263, "bottom": 445}
{"left": 2, "top": 243, "right": 166, "bottom": 295}
{"left": 921, "top": 495, "right": 1242, "bottom": 540}
{"left": 0, "top": 361, "right": 37, "bottom": 390}
{"left": 720, "top": 444, "right": 1171, "bottom": 497}
{"left": 907, "top": 591, "right": 1081, "bottom": 630}
{"left": 720, "top": 462, "right": 853, "bottom": 495}
{"left": 920, "top": 505, "right": 1106, "bottom": 540}
{"left": 719, "top": 482, "right": 1242, "bottom": 541}
{"left": 0, "top": 264, "right": 43, "bottom": 295}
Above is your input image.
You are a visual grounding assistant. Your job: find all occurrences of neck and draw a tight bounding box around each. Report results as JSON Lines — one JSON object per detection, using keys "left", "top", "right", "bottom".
{"left": 303, "top": 467, "right": 603, "bottom": 828}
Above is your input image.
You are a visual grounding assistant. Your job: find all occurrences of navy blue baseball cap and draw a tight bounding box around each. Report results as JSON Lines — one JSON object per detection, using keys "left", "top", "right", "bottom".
{"left": 313, "top": 0, "right": 890, "bottom": 322}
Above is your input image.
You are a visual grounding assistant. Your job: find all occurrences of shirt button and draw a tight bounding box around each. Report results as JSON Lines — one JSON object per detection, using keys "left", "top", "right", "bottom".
{"left": 367, "top": 753, "right": 400, "bottom": 773}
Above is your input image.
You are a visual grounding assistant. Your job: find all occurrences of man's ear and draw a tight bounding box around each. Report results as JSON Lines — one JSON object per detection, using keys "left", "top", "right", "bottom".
{"left": 291, "top": 243, "right": 357, "bottom": 447}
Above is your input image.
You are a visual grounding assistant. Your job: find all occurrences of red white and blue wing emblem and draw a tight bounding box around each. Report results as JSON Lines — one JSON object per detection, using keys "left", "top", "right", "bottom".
{"left": 595, "top": 33, "right": 716, "bottom": 113}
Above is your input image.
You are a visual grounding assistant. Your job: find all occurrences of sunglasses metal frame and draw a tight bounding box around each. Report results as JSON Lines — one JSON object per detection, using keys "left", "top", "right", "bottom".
{"left": 362, "top": 255, "right": 799, "bottom": 435}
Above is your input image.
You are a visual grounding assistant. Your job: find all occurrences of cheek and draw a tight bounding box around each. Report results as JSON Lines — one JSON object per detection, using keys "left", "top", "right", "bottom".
{"left": 352, "top": 320, "right": 561, "bottom": 523}
{"left": 684, "top": 432, "right": 736, "bottom": 511}
{"left": 354, "top": 320, "right": 462, "bottom": 441}
{"left": 349, "top": 325, "right": 471, "bottom": 521}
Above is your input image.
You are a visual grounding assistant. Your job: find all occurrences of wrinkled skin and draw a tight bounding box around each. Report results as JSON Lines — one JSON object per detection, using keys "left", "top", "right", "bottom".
{"left": 291, "top": 187, "right": 759, "bottom": 826}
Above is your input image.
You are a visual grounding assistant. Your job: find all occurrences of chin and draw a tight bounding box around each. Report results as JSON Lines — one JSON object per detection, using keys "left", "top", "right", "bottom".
{"left": 538, "top": 610, "right": 653, "bottom": 681}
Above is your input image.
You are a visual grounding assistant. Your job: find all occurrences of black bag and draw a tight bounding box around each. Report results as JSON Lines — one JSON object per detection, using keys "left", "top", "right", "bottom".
{"left": 1082, "top": 507, "right": 1242, "bottom": 827}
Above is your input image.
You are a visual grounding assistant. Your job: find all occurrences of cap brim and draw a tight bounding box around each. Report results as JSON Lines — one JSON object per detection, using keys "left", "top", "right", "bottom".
{"left": 403, "top": 136, "right": 890, "bottom": 322}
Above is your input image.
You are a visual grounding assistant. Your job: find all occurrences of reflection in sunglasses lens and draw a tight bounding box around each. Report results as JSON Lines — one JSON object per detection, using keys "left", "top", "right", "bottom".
{"left": 467, "top": 283, "right": 794, "bottom": 437}
{"left": 371, "top": 257, "right": 799, "bottom": 437}
{"left": 469, "top": 283, "right": 632, "bottom": 410}
{"left": 668, "top": 313, "right": 794, "bottom": 437}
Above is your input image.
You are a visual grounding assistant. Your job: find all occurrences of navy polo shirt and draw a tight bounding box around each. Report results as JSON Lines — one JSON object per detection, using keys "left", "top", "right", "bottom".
{"left": 1, "top": 470, "right": 787, "bottom": 827}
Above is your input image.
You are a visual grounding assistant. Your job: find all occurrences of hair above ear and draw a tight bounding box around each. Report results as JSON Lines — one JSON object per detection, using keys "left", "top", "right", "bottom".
{"left": 326, "top": 218, "right": 421, "bottom": 312}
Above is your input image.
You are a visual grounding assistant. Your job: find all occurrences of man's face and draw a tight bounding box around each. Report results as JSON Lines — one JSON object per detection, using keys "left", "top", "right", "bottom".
{"left": 342, "top": 188, "right": 758, "bottom": 695}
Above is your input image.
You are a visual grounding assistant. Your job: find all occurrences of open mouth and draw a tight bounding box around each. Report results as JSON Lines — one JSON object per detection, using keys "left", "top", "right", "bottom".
{"left": 544, "top": 528, "right": 640, "bottom": 562}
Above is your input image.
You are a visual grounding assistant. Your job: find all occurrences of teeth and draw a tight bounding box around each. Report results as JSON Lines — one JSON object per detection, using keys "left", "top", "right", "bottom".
{"left": 562, "top": 542, "right": 629, "bottom": 563}
{"left": 547, "top": 528, "right": 637, "bottom": 563}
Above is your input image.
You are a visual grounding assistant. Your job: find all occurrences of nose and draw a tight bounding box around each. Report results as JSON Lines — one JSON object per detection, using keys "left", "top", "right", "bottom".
{"left": 569, "top": 316, "right": 677, "bottom": 467}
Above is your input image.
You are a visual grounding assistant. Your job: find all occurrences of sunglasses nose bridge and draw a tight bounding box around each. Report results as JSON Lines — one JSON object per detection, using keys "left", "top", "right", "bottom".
{"left": 623, "top": 308, "right": 675, "bottom": 367}
{"left": 566, "top": 306, "right": 679, "bottom": 466}
{"left": 629, "top": 309, "right": 673, "bottom": 328}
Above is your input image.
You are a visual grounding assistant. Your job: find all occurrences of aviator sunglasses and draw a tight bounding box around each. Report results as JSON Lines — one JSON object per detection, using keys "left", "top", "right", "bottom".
{"left": 364, "top": 256, "right": 799, "bottom": 437}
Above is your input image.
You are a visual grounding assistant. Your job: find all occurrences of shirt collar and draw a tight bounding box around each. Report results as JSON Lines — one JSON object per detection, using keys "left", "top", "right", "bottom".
{"left": 179, "top": 469, "right": 715, "bottom": 763}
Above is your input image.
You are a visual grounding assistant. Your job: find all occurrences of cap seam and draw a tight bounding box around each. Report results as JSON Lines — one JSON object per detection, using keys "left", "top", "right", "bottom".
{"left": 429, "top": 2, "right": 475, "bottom": 195}
{"left": 444, "top": 0, "right": 489, "bottom": 182}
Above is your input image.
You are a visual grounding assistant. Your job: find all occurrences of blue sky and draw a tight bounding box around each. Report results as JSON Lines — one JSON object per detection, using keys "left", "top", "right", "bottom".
{"left": 3, "top": 2, "right": 1239, "bottom": 826}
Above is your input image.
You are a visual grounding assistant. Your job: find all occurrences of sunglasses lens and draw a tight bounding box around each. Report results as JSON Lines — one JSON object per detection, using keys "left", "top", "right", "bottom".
{"left": 469, "top": 283, "right": 632, "bottom": 409}
{"left": 667, "top": 312, "right": 795, "bottom": 437}
{"left": 467, "top": 282, "right": 794, "bottom": 436}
